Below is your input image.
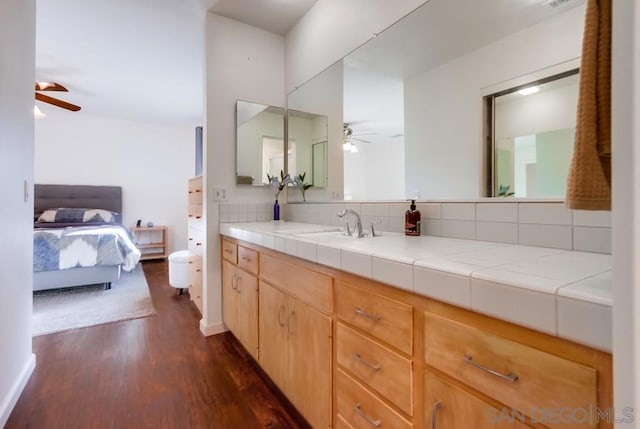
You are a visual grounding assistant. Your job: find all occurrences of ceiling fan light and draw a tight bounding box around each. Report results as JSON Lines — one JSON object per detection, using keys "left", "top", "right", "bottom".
{"left": 33, "top": 105, "right": 46, "bottom": 119}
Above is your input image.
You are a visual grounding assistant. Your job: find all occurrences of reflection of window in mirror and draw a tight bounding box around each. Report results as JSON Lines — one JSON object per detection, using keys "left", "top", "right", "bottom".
{"left": 486, "top": 69, "right": 579, "bottom": 198}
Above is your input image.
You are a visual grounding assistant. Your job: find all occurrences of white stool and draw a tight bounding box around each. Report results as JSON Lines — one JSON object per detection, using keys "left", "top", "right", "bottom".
{"left": 169, "top": 250, "right": 190, "bottom": 295}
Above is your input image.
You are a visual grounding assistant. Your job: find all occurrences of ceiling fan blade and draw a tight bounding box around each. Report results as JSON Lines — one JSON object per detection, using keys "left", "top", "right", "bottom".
{"left": 35, "top": 92, "right": 81, "bottom": 112}
{"left": 352, "top": 137, "right": 372, "bottom": 143}
{"left": 35, "top": 82, "right": 69, "bottom": 92}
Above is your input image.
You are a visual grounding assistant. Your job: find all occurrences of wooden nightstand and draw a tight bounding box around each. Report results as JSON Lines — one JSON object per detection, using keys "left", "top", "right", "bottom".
{"left": 131, "top": 225, "right": 169, "bottom": 260}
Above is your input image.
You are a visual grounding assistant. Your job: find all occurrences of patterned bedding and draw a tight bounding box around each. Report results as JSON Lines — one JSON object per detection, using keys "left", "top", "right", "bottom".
{"left": 34, "top": 224, "right": 141, "bottom": 272}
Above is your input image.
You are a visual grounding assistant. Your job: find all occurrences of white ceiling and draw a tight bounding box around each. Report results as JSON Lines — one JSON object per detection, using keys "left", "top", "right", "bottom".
{"left": 35, "top": 0, "right": 318, "bottom": 123}
{"left": 36, "top": 0, "right": 205, "bottom": 123}
{"left": 208, "top": 0, "right": 318, "bottom": 36}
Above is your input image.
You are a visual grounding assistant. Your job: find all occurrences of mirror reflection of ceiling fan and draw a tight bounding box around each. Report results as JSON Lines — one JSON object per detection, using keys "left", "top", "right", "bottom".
{"left": 34, "top": 81, "right": 82, "bottom": 113}
{"left": 343, "top": 122, "right": 404, "bottom": 152}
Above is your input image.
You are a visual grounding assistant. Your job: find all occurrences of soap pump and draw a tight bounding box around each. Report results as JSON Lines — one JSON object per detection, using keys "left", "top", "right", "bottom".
{"left": 405, "top": 200, "right": 421, "bottom": 236}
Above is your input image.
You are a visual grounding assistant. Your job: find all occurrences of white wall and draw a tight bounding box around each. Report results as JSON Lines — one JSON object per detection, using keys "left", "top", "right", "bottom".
{"left": 34, "top": 110, "right": 194, "bottom": 254}
{"left": 0, "top": 1, "right": 37, "bottom": 426}
{"left": 612, "top": 0, "right": 640, "bottom": 422}
{"left": 284, "top": 0, "right": 427, "bottom": 92}
{"left": 204, "top": 13, "right": 285, "bottom": 334}
{"left": 404, "top": 5, "right": 584, "bottom": 198}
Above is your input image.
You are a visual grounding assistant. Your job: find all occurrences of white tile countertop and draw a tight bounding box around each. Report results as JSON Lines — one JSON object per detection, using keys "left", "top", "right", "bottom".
{"left": 219, "top": 221, "right": 612, "bottom": 352}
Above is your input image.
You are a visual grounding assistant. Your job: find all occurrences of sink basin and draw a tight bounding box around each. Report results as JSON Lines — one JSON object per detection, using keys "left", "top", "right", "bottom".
{"left": 294, "top": 230, "right": 382, "bottom": 240}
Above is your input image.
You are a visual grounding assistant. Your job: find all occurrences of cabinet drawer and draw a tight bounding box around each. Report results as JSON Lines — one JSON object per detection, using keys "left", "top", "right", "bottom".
{"left": 424, "top": 312, "right": 597, "bottom": 429}
{"left": 336, "top": 369, "right": 412, "bottom": 429}
{"left": 188, "top": 254, "right": 202, "bottom": 282}
{"left": 337, "top": 322, "right": 413, "bottom": 415}
{"left": 188, "top": 228, "right": 205, "bottom": 255}
{"left": 335, "top": 414, "right": 354, "bottom": 429}
{"left": 188, "top": 204, "right": 204, "bottom": 229}
{"left": 260, "top": 253, "right": 332, "bottom": 314}
{"left": 222, "top": 239, "right": 237, "bottom": 264}
{"left": 238, "top": 246, "right": 258, "bottom": 276}
{"left": 425, "top": 371, "right": 531, "bottom": 429}
{"left": 336, "top": 282, "right": 413, "bottom": 355}
{"left": 188, "top": 176, "right": 203, "bottom": 204}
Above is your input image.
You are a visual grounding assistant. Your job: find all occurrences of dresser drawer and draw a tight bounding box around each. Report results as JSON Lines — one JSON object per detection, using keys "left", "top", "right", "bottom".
{"left": 336, "top": 282, "right": 413, "bottom": 355}
{"left": 187, "top": 228, "right": 205, "bottom": 255}
{"left": 336, "top": 368, "right": 412, "bottom": 429}
{"left": 335, "top": 414, "right": 354, "bottom": 429}
{"left": 238, "top": 246, "right": 258, "bottom": 276}
{"left": 337, "top": 322, "right": 413, "bottom": 415}
{"left": 188, "top": 253, "right": 202, "bottom": 284}
{"left": 188, "top": 204, "right": 204, "bottom": 230}
{"left": 260, "top": 253, "right": 332, "bottom": 314}
{"left": 188, "top": 176, "right": 203, "bottom": 204}
{"left": 222, "top": 239, "right": 237, "bottom": 264}
{"left": 424, "top": 312, "right": 597, "bottom": 429}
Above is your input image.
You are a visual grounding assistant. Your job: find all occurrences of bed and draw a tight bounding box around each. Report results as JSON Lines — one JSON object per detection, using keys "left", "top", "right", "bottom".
{"left": 33, "top": 184, "right": 141, "bottom": 291}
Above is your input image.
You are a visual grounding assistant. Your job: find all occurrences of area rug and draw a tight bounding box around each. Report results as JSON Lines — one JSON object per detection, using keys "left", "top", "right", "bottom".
{"left": 32, "top": 264, "right": 156, "bottom": 336}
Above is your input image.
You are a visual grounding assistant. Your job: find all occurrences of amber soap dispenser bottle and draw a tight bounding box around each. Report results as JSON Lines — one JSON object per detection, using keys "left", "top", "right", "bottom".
{"left": 405, "top": 199, "right": 421, "bottom": 236}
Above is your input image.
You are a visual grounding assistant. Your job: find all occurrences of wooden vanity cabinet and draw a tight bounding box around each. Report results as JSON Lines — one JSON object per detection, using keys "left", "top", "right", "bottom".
{"left": 258, "top": 255, "right": 333, "bottom": 429}
{"left": 221, "top": 242, "right": 258, "bottom": 359}
{"left": 220, "top": 237, "right": 613, "bottom": 429}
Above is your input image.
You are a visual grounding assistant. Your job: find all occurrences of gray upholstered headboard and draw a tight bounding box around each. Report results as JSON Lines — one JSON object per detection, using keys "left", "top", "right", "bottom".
{"left": 34, "top": 184, "right": 123, "bottom": 223}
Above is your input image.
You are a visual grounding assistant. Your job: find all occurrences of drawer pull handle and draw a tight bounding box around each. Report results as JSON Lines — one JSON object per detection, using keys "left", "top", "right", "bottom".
{"left": 463, "top": 354, "right": 519, "bottom": 382}
{"left": 431, "top": 400, "right": 442, "bottom": 429}
{"left": 196, "top": 242, "right": 202, "bottom": 246}
{"left": 196, "top": 216, "right": 201, "bottom": 219}
{"left": 354, "top": 403, "right": 381, "bottom": 427}
{"left": 277, "top": 305, "right": 287, "bottom": 327}
{"left": 353, "top": 353, "right": 381, "bottom": 371}
{"left": 224, "top": 249, "right": 233, "bottom": 254}
{"left": 195, "top": 189, "right": 201, "bottom": 192}
{"left": 354, "top": 307, "right": 381, "bottom": 321}
{"left": 241, "top": 256, "right": 250, "bottom": 261}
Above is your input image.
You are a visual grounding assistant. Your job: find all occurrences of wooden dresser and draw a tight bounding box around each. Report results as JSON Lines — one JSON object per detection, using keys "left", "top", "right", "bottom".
{"left": 187, "top": 176, "right": 204, "bottom": 313}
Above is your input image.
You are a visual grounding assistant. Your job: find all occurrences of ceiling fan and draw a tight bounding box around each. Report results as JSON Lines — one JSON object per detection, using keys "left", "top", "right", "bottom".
{"left": 35, "top": 82, "right": 81, "bottom": 112}
{"left": 343, "top": 123, "right": 373, "bottom": 144}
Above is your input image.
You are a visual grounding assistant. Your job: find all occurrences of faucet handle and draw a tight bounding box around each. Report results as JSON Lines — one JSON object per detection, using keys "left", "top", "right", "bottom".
{"left": 344, "top": 222, "right": 352, "bottom": 236}
{"left": 369, "top": 222, "right": 376, "bottom": 237}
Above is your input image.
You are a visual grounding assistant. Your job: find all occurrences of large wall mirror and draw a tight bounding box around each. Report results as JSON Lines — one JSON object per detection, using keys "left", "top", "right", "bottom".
{"left": 287, "top": 109, "right": 329, "bottom": 188}
{"left": 286, "top": 0, "right": 586, "bottom": 201}
{"left": 236, "top": 100, "right": 285, "bottom": 185}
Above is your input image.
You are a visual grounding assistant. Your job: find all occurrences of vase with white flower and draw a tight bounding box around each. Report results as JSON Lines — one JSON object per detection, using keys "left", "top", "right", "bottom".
{"left": 266, "top": 170, "right": 291, "bottom": 221}
{"left": 293, "top": 172, "right": 313, "bottom": 202}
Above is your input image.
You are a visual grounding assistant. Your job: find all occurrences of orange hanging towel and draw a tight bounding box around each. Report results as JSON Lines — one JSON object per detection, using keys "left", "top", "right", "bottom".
{"left": 565, "top": 0, "right": 611, "bottom": 210}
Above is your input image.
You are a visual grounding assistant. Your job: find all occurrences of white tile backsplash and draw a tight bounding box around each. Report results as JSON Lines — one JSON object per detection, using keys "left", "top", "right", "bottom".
{"left": 226, "top": 200, "right": 610, "bottom": 254}
{"left": 518, "top": 224, "right": 572, "bottom": 250}
{"left": 442, "top": 203, "right": 476, "bottom": 221}
{"left": 573, "top": 226, "right": 611, "bottom": 254}
{"left": 476, "top": 203, "right": 518, "bottom": 222}
{"left": 417, "top": 203, "right": 442, "bottom": 219}
{"left": 475, "top": 221, "right": 518, "bottom": 244}
{"left": 572, "top": 210, "right": 611, "bottom": 227}
{"left": 442, "top": 220, "right": 475, "bottom": 240}
{"left": 518, "top": 203, "right": 572, "bottom": 225}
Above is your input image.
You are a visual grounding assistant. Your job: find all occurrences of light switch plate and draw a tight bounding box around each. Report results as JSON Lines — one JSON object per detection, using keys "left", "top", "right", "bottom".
{"left": 213, "top": 186, "right": 227, "bottom": 201}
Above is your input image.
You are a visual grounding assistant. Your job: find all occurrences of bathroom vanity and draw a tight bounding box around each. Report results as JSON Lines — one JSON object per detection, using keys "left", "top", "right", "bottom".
{"left": 220, "top": 222, "right": 612, "bottom": 429}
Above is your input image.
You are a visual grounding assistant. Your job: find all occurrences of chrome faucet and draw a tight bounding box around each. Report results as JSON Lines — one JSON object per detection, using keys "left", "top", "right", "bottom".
{"left": 337, "top": 209, "right": 365, "bottom": 238}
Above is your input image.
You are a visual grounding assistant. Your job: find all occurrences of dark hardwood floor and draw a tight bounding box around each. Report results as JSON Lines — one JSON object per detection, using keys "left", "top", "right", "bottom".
{"left": 7, "top": 260, "right": 310, "bottom": 429}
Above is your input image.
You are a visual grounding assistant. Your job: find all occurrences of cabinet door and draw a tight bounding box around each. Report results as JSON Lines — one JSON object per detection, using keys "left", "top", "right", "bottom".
{"left": 425, "top": 372, "right": 531, "bottom": 429}
{"left": 258, "top": 281, "right": 289, "bottom": 391}
{"left": 288, "top": 296, "right": 332, "bottom": 429}
{"left": 222, "top": 260, "right": 237, "bottom": 333}
{"left": 236, "top": 269, "right": 259, "bottom": 360}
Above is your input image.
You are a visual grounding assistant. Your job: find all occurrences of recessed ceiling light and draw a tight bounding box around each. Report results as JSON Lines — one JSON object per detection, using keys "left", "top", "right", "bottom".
{"left": 518, "top": 86, "right": 540, "bottom": 96}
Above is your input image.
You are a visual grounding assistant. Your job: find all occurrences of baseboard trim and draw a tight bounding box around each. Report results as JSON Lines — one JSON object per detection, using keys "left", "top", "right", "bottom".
{"left": 199, "top": 320, "right": 226, "bottom": 336}
{"left": 0, "top": 353, "right": 36, "bottom": 428}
